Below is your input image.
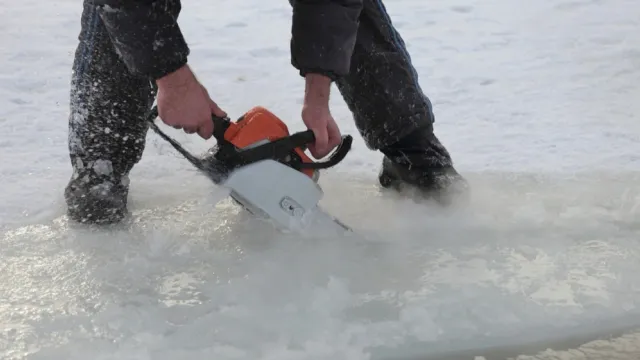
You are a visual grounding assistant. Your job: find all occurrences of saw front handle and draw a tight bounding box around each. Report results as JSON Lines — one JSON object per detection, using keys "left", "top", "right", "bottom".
{"left": 210, "top": 114, "right": 352, "bottom": 170}
{"left": 288, "top": 129, "right": 353, "bottom": 170}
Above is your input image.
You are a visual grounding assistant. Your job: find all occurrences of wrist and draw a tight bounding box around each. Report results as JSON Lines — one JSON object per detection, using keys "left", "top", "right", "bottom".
{"left": 304, "top": 73, "right": 332, "bottom": 106}
{"left": 156, "top": 64, "right": 195, "bottom": 90}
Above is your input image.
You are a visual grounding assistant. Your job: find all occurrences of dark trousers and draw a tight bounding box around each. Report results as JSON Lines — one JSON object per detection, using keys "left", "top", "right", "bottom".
{"left": 68, "top": 0, "right": 452, "bottom": 182}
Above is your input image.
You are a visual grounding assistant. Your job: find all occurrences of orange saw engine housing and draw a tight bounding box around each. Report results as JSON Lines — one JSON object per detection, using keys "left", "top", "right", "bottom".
{"left": 221, "top": 106, "right": 317, "bottom": 179}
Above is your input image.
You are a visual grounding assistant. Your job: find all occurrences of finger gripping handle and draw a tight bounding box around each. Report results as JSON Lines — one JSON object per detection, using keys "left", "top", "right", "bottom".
{"left": 299, "top": 135, "right": 353, "bottom": 170}
{"left": 287, "top": 129, "right": 316, "bottom": 147}
{"left": 285, "top": 129, "right": 352, "bottom": 169}
{"left": 211, "top": 114, "right": 232, "bottom": 142}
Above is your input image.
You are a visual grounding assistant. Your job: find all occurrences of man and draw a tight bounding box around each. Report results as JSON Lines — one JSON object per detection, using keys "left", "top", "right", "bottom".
{"left": 65, "top": 0, "right": 469, "bottom": 225}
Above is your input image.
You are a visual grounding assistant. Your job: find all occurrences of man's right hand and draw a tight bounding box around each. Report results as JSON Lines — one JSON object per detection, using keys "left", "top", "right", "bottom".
{"left": 155, "top": 65, "right": 226, "bottom": 140}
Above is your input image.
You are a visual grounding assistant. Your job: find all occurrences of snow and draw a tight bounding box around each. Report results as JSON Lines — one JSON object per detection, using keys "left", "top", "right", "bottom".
{"left": 2, "top": 0, "right": 640, "bottom": 359}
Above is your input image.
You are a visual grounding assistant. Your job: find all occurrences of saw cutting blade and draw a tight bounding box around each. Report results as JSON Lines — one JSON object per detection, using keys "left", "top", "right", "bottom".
{"left": 222, "top": 159, "right": 332, "bottom": 231}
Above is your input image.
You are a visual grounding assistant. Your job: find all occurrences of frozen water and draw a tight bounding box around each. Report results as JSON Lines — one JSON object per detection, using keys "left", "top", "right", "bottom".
{"left": 2, "top": 0, "right": 640, "bottom": 359}
{"left": 3, "top": 173, "right": 640, "bottom": 360}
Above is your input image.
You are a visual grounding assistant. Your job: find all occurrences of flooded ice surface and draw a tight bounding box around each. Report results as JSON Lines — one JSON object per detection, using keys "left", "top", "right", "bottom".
{"left": 2, "top": 0, "right": 640, "bottom": 359}
{"left": 3, "top": 173, "right": 640, "bottom": 360}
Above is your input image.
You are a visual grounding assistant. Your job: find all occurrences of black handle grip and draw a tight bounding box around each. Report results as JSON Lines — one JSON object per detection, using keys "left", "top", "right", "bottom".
{"left": 211, "top": 115, "right": 232, "bottom": 142}
{"left": 286, "top": 129, "right": 316, "bottom": 148}
{"left": 284, "top": 129, "right": 352, "bottom": 169}
{"left": 299, "top": 135, "right": 353, "bottom": 169}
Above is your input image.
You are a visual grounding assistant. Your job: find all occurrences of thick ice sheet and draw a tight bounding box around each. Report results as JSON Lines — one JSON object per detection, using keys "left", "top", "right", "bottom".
{"left": 3, "top": 172, "right": 640, "bottom": 359}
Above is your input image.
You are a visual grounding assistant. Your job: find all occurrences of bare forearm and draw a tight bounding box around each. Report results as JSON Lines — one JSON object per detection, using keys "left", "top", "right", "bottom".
{"left": 304, "top": 73, "right": 332, "bottom": 106}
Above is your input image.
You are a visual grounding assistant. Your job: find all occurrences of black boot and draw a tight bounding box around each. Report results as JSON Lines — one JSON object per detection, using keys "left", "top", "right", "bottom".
{"left": 378, "top": 128, "right": 469, "bottom": 206}
{"left": 64, "top": 161, "right": 130, "bottom": 225}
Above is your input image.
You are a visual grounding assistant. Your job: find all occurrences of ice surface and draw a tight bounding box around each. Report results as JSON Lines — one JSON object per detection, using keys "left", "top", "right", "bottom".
{"left": 2, "top": 0, "right": 640, "bottom": 359}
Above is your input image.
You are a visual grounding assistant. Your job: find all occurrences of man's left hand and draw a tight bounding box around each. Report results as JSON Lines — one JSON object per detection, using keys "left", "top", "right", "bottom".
{"left": 302, "top": 74, "right": 342, "bottom": 159}
{"left": 302, "top": 102, "right": 342, "bottom": 159}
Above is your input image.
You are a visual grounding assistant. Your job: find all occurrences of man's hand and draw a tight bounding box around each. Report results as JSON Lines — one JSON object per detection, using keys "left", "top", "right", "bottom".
{"left": 155, "top": 65, "right": 226, "bottom": 139}
{"left": 302, "top": 74, "right": 342, "bottom": 158}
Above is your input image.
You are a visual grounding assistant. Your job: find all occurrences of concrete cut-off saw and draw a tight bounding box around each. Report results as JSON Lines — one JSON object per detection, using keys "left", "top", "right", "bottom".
{"left": 147, "top": 105, "right": 354, "bottom": 232}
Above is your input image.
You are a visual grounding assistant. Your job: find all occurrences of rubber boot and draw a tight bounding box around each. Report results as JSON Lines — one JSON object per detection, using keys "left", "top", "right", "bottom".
{"left": 64, "top": 160, "right": 130, "bottom": 224}
{"left": 378, "top": 128, "right": 469, "bottom": 206}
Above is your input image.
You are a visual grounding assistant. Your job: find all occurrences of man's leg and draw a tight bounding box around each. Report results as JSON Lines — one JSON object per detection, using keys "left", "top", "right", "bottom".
{"left": 333, "top": 0, "right": 468, "bottom": 204}
{"left": 65, "top": 1, "right": 155, "bottom": 224}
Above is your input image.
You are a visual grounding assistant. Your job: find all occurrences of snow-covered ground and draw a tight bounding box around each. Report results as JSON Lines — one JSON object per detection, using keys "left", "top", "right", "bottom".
{"left": 2, "top": 0, "right": 640, "bottom": 359}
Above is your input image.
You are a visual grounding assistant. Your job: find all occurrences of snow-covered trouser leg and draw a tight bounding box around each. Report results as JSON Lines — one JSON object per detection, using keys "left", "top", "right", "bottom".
{"left": 330, "top": 0, "right": 469, "bottom": 204}
{"left": 65, "top": 1, "right": 155, "bottom": 224}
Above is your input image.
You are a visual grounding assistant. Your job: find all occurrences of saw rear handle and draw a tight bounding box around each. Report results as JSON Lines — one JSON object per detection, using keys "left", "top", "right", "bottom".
{"left": 210, "top": 113, "right": 352, "bottom": 170}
